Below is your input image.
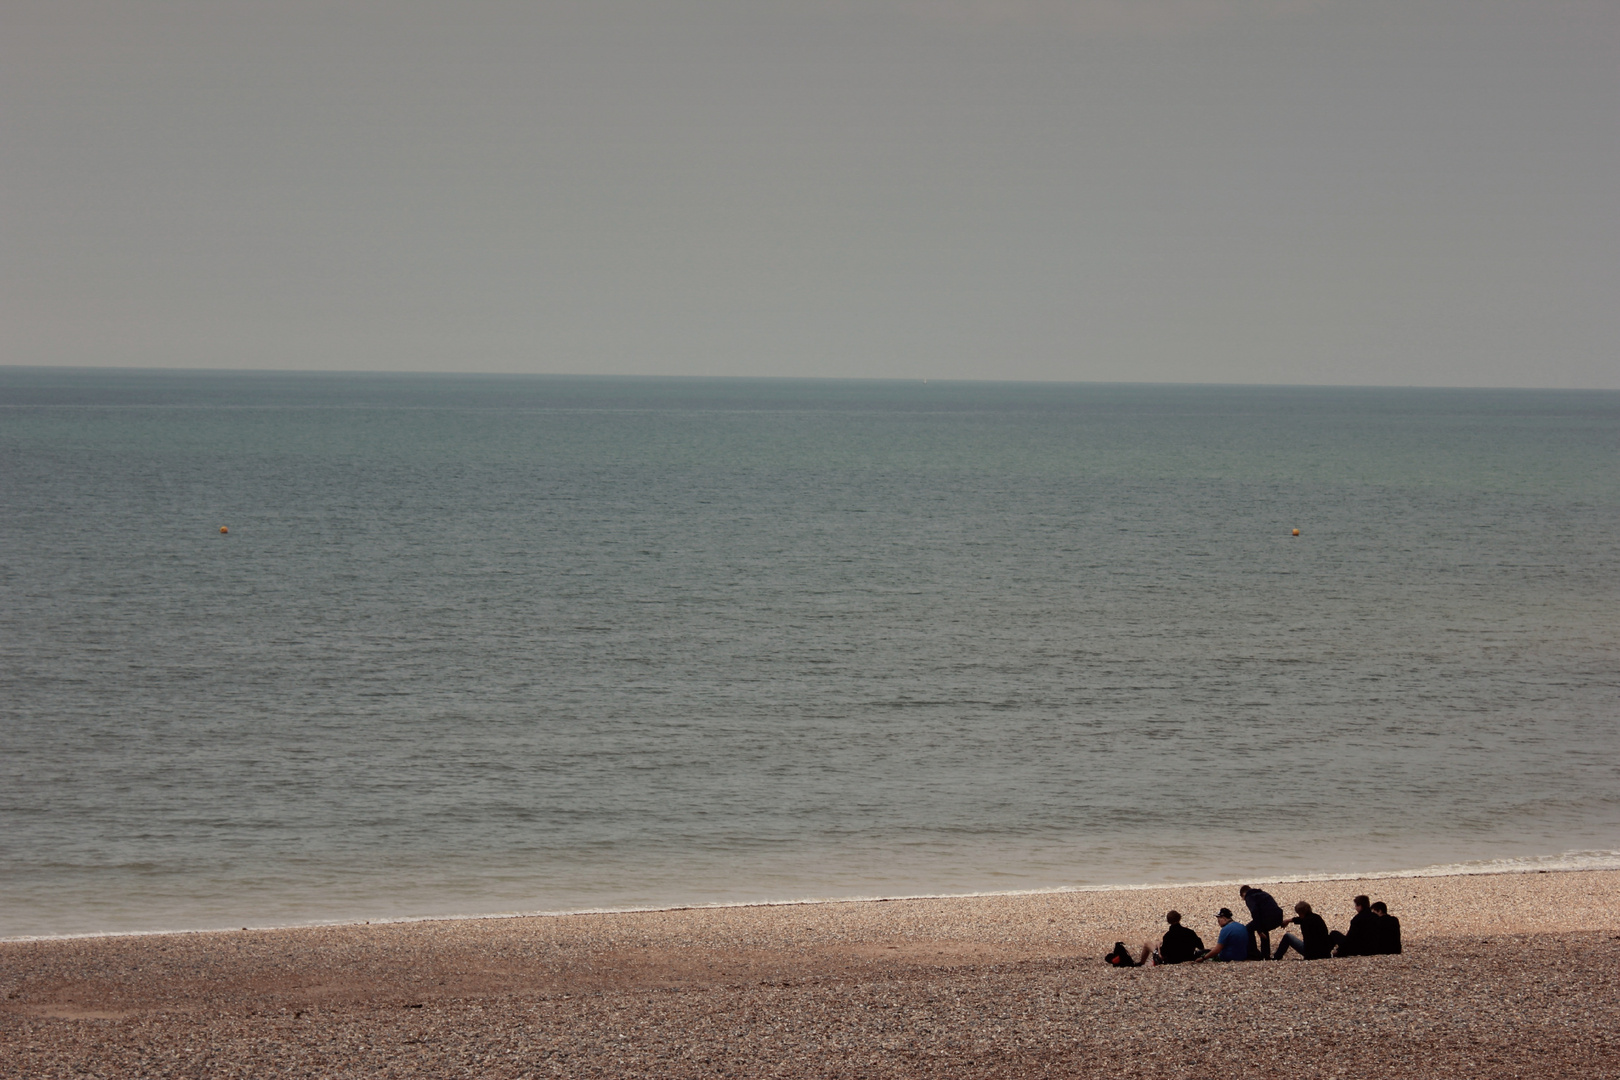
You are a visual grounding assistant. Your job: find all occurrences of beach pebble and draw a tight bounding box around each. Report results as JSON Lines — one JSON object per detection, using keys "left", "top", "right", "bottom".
{"left": 3, "top": 870, "right": 1617, "bottom": 1077}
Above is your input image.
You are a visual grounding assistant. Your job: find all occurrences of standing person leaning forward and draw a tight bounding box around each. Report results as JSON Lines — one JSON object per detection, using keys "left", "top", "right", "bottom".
{"left": 1239, "top": 885, "right": 1285, "bottom": 960}
{"left": 1195, "top": 908, "right": 1249, "bottom": 962}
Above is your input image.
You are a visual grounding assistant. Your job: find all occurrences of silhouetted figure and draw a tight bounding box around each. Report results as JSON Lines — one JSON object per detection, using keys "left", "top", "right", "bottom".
{"left": 1153, "top": 910, "right": 1207, "bottom": 965}
{"left": 1327, "top": 895, "right": 1379, "bottom": 957}
{"left": 1239, "top": 885, "right": 1285, "bottom": 960}
{"left": 1370, "top": 901, "right": 1402, "bottom": 955}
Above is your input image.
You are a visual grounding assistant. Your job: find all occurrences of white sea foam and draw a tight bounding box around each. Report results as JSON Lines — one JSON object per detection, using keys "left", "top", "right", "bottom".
{"left": 9, "top": 849, "right": 1618, "bottom": 943}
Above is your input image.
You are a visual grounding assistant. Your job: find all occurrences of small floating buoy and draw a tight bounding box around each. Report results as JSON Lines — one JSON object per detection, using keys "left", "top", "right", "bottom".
{"left": 220, "top": 525, "right": 229, "bottom": 534}
{"left": 1291, "top": 528, "right": 1300, "bottom": 536}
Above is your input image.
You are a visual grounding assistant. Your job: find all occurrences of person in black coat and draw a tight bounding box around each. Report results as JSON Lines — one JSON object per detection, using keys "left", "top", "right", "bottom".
{"left": 1239, "top": 885, "right": 1285, "bottom": 960}
{"left": 1370, "top": 901, "right": 1403, "bottom": 954}
{"left": 1154, "top": 910, "right": 1206, "bottom": 964}
{"left": 1327, "top": 894, "right": 1380, "bottom": 957}
{"left": 1118, "top": 910, "right": 1207, "bottom": 967}
{"left": 1272, "top": 900, "right": 1333, "bottom": 960}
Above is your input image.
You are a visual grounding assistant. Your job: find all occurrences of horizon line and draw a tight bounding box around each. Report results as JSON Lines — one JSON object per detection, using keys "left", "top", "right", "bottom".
{"left": 2, "top": 364, "right": 1616, "bottom": 395}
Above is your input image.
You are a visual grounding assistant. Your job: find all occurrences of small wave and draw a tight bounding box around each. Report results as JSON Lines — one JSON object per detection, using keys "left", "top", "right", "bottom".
{"left": 1365, "top": 849, "right": 1620, "bottom": 879}
{"left": 7, "top": 849, "right": 1618, "bottom": 943}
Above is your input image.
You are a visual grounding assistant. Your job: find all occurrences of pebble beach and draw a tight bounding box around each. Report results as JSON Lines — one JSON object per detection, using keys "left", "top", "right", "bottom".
{"left": 3, "top": 869, "right": 1617, "bottom": 1078}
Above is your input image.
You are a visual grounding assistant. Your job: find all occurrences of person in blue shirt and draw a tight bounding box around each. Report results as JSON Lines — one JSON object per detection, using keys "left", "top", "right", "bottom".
{"left": 1196, "top": 908, "right": 1249, "bottom": 962}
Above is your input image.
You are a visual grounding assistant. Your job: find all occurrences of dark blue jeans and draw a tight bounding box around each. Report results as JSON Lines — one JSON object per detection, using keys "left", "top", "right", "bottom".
{"left": 1273, "top": 932, "right": 1307, "bottom": 959}
{"left": 1247, "top": 918, "right": 1282, "bottom": 959}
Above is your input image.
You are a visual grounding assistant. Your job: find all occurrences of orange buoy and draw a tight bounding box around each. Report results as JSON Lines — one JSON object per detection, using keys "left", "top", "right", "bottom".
{"left": 220, "top": 526, "right": 229, "bottom": 534}
{"left": 1291, "top": 528, "right": 1300, "bottom": 536}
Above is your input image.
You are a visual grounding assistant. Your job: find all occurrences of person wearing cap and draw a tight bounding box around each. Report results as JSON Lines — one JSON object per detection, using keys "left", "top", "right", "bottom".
{"left": 1238, "top": 885, "right": 1285, "bottom": 961}
{"left": 1195, "top": 908, "right": 1249, "bottom": 962}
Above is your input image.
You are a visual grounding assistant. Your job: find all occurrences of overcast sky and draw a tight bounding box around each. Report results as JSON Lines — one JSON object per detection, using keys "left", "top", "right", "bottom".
{"left": 3, "top": 1, "right": 1616, "bottom": 386}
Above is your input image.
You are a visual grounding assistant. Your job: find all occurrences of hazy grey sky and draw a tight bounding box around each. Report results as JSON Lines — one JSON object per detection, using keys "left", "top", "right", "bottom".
{"left": 4, "top": 1, "right": 1616, "bottom": 386}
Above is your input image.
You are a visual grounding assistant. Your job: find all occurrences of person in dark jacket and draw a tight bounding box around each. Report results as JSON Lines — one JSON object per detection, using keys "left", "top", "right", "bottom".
{"left": 1239, "top": 885, "right": 1285, "bottom": 960}
{"left": 1154, "top": 910, "right": 1206, "bottom": 965}
{"left": 1327, "top": 895, "right": 1380, "bottom": 957}
{"left": 1370, "top": 901, "right": 1403, "bottom": 954}
{"left": 1272, "top": 900, "right": 1332, "bottom": 960}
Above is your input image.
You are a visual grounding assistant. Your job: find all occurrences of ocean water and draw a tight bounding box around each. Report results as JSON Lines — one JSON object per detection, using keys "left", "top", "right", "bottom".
{"left": 2, "top": 369, "right": 1617, "bottom": 939}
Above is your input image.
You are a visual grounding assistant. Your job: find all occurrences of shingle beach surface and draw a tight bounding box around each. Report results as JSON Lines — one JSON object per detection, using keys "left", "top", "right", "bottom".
{"left": 3, "top": 869, "right": 1617, "bottom": 1078}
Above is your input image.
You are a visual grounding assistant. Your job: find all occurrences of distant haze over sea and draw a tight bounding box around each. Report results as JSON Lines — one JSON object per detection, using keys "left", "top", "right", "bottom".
{"left": 2, "top": 369, "right": 1617, "bottom": 938}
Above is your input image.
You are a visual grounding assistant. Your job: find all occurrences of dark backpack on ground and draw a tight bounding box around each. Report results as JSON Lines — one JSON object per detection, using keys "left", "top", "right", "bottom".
{"left": 1105, "top": 942, "right": 1138, "bottom": 967}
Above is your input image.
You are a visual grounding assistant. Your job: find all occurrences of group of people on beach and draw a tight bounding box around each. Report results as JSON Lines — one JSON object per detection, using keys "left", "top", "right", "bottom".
{"left": 1106, "top": 886, "right": 1402, "bottom": 967}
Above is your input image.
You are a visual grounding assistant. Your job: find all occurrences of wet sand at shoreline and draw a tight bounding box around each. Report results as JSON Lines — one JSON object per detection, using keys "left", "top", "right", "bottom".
{"left": 3, "top": 870, "right": 1617, "bottom": 1078}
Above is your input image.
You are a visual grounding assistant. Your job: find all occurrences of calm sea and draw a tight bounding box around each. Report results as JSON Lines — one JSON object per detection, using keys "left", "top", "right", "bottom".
{"left": 2, "top": 369, "right": 1617, "bottom": 938}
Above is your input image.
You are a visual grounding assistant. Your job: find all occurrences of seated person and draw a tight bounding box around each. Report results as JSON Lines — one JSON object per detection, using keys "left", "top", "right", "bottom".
{"left": 1370, "top": 901, "right": 1402, "bottom": 955}
{"left": 1195, "top": 908, "right": 1248, "bottom": 962}
{"left": 1272, "top": 900, "right": 1332, "bottom": 960}
{"left": 1239, "top": 885, "right": 1285, "bottom": 960}
{"left": 1155, "top": 910, "right": 1206, "bottom": 964}
{"left": 1326, "top": 895, "right": 1380, "bottom": 957}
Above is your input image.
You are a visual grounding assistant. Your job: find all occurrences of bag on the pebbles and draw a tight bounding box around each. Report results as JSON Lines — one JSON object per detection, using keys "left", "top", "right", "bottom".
{"left": 1104, "top": 942, "right": 1138, "bottom": 967}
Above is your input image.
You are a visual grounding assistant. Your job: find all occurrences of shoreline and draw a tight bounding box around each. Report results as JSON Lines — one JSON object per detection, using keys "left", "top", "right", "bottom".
{"left": 8, "top": 849, "right": 1619, "bottom": 944}
{"left": 5, "top": 868, "right": 1619, "bottom": 1077}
